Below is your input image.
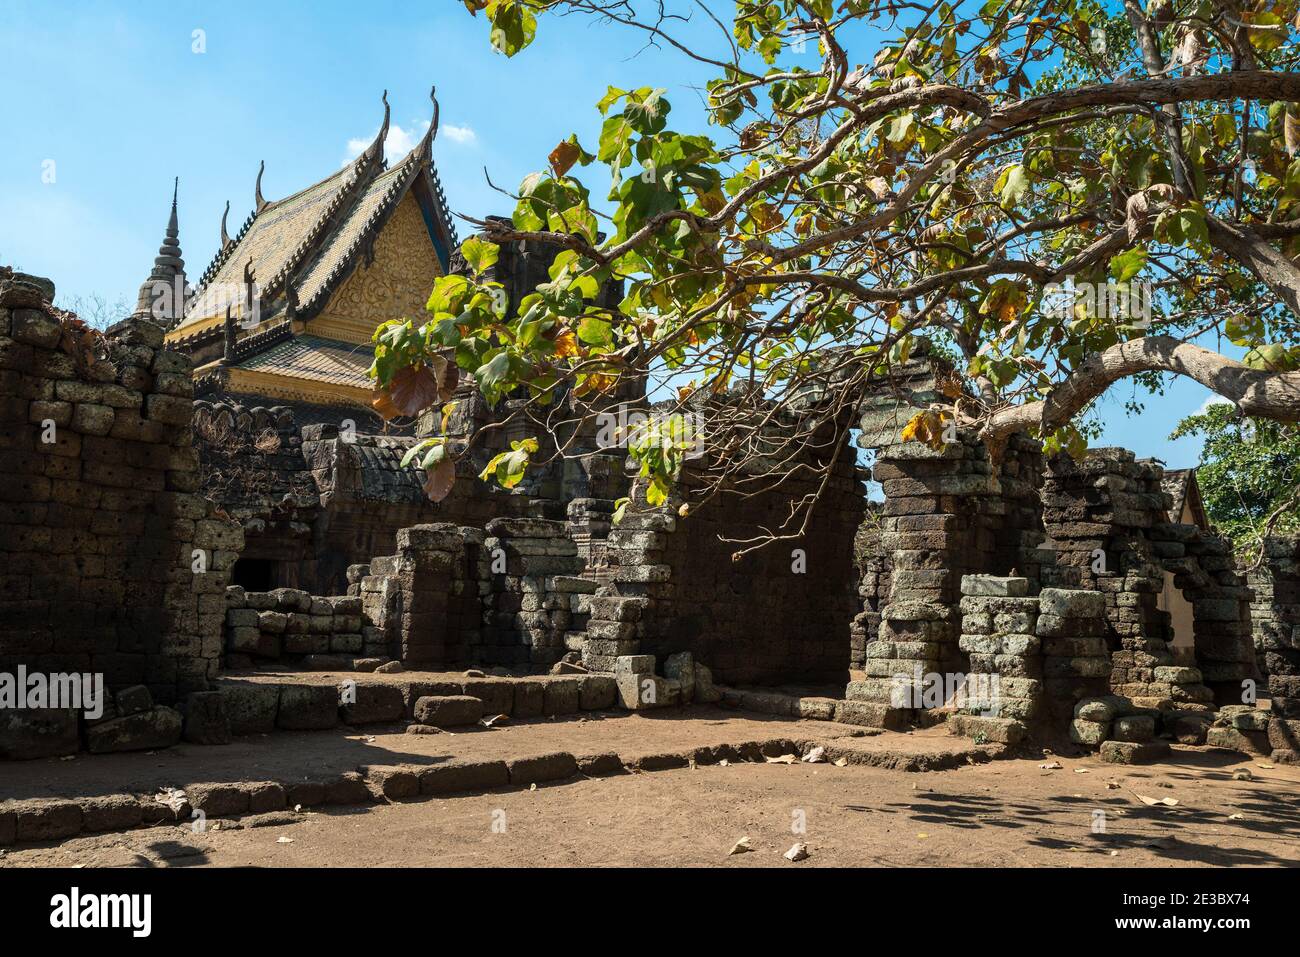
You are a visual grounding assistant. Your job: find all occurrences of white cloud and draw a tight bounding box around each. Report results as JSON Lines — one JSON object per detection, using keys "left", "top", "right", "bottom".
{"left": 343, "top": 121, "right": 428, "bottom": 165}
{"left": 442, "top": 123, "right": 477, "bottom": 145}
{"left": 343, "top": 120, "right": 475, "bottom": 165}
{"left": 1193, "top": 394, "right": 1233, "bottom": 417}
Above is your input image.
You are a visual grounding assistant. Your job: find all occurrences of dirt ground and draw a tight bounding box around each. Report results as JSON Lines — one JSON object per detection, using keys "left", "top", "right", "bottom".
{"left": 5, "top": 741, "right": 1298, "bottom": 868}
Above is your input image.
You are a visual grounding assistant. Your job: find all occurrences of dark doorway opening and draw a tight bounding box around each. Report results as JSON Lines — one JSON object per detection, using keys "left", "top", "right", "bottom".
{"left": 231, "top": 558, "right": 276, "bottom": 592}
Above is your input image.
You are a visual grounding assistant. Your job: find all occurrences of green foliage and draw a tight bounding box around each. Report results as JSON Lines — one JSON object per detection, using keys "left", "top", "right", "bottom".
{"left": 1170, "top": 404, "right": 1300, "bottom": 558}
{"left": 377, "top": 1, "right": 1300, "bottom": 503}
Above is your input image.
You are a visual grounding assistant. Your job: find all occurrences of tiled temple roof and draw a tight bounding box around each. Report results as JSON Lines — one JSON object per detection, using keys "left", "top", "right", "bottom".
{"left": 235, "top": 334, "right": 373, "bottom": 389}
{"left": 1160, "top": 468, "right": 1208, "bottom": 528}
{"left": 174, "top": 88, "right": 457, "bottom": 336}
{"left": 182, "top": 166, "right": 356, "bottom": 327}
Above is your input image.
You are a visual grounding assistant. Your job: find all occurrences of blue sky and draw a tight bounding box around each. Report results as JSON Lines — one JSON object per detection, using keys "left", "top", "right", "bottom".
{"left": 0, "top": 0, "right": 1221, "bottom": 468}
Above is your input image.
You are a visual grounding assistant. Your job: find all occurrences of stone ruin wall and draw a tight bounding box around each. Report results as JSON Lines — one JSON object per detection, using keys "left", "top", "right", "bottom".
{"left": 2, "top": 266, "right": 1285, "bottom": 765}
{"left": 0, "top": 272, "right": 242, "bottom": 758}
{"left": 1249, "top": 536, "right": 1300, "bottom": 761}
{"left": 579, "top": 407, "right": 866, "bottom": 687}
{"left": 195, "top": 399, "right": 538, "bottom": 596}
{"left": 1041, "top": 448, "right": 1255, "bottom": 707}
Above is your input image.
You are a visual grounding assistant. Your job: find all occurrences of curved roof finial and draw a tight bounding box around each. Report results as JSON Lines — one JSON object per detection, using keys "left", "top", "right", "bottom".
{"left": 362, "top": 89, "right": 391, "bottom": 167}
{"left": 417, "top": 85, "right": 440, "bottom": 159}
{"left": 220, "top": 200, "right": 231, "bottom": 248}
{"left": 255, "top": 160, "right": 268, "bottom": 212}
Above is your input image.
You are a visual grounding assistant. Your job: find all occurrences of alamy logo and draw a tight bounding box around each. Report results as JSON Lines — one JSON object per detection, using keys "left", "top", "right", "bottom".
{"left": 0, "top": 667, "right": 105, "bottom": 719}
{"left": 889, "top": 667, "right": 1001, "bottom": 715}
{"left": 1040, "top": 276, "right": 1152, "bottom": 327}
{"left": 49, "top": 887, "right": 152, "bottom": 937}
{"left": 594, "top": 405, "right": 705, "bottom": 459}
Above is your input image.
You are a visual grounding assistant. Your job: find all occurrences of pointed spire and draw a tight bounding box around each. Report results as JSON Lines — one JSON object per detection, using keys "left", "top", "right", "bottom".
{"left": 416, "top": 85, "right": 440, "bottom": 160}
{"left": 131, "top": 177, "right": 188, "bottom": 326}
{"left": 219, "top": 200, "right": 231, "bottom": 248}
{"left": 254, "top": 161, "right": 268, "bottom": 212}
{"left": 362, "top": 90, "right": 390, "bottom": 168}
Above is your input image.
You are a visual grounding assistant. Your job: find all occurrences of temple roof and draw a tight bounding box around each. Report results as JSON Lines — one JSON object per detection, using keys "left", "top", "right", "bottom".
{"left": 171, "top": 88, "right": 457, "bottom": 339}
{"left": 1161, "top": 468, "right": 1208, "bottom": 528}
{"left": 234, "top": 334, "right": 373, "bottom": 390}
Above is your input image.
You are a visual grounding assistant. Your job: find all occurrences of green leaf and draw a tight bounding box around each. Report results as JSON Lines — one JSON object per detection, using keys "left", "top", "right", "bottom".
{"left": 460, "top": 236, "right": 500, "bottom": 276}
{"left": 487, "top": 0, "right": 537, "bottom": 57}
{"left": 998, "top": 164, "right": 1030, "bottom": 207}
{"left": 577, "top": 315, "right": 613, "bottom": 347}
{"left": 1108, "top": 248, "right": 1147, "bottom": 282}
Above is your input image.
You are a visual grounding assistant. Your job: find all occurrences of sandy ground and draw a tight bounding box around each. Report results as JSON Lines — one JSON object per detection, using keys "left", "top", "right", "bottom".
{"left": 0, "top": 709, "right": 976, "bottom": 803}
{"left": 4, "top": 741, "right": 1298, "bottom": 868}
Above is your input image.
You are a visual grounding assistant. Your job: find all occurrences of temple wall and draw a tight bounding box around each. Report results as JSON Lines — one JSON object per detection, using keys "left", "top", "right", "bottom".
{"left": 0, "top": 273, "right": 242, "bottom": 758}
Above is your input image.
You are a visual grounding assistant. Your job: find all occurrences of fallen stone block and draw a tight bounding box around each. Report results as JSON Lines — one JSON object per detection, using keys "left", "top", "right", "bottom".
{"left": 1074, "top": 696, "right": 1131, "bottom": 723}
{"left": 1066, "top": 717, "right": 1107, "bottom": 748}
{"left": 0, "top": 707, "right": 80, "bottom": 760}
{"left": 340, "top": 683, "right": 405, "bottom": 726}
{"left": 246, "top": 782, "right": 287, "bottom": 814}
{"left": 664, "top": 651, "right": 695, "bottom": 702}
{"left": 1099, "top": 740, "right": 1171, "bottom": 765}
{"left": 413, "top": 695, "right": 483, "bottom": 728}
{"left": 628, "top": 751, "right": 691, "bottom": 772}
{"left": 187, "top": 783, "right": 250, "bottom": 817}
{"left": 508, "top": 751, "right": 579, "bottom": 786}
{"left": 217, "top": 682, "right": 280, "bottom": 735}
{"left": 576, "top": 752, "right": 623, "bottom": 776}
{"left": 461, "top": 677, "right": 514, "bottom": 715}
{"left": 276, "top": 685, "right": 339, "bottom": 730}
{"left": 183, "top": 691, "right": 231, "bottom": 745}
{"left": 508, "top": 681, "right": 543, "bottom": 718}
{"left": 115, "top": 684, "right": 153, "bottom": 716}
{"left": 284, "top": 781, "right": 329, "bottom": 808}
{"left": 1206, "top": 726, "right": 1271, "bottom": 755}
{"left": 419, "top": 760, "right": 510, "bottom": 796}
{"left": 364, "top": 766, "right": 421, "bottom": 801}
{"left": 542, "top": 676, "right": 582, "bottom": 716}
{"left": 1166, "top": 712, "right": 1212, "bottom": 744}
{"left": 614, "top": 655, "right": 655, "bottom": 676}
{"left": 579, "top": 674, "right": 617, "bottom": 711}
{"left": 14, "top": 800, "right": 82, "bottom": 842}
{"left": 86, "top": 706, "right": 182, "bottom": 754}
{"left": 834, "top": 700, "right": 911, "bottom": 731}
{"left": 1267, "top": 718, "right": 1300, "bottom": 752}
{"left": 948, "top": 713, "right": 1026, "bottom": 745}
{"left": 324, "top": 772, "right": 373, "bottom": 805}
{"left": 81, "top": 795, "right": 143, "bottom": 833}
{"left": 1112, "top": 714, "right": 1156, "bottom": 743}
{"left": 796, "top": 697, "right": 838, "bottom": 721}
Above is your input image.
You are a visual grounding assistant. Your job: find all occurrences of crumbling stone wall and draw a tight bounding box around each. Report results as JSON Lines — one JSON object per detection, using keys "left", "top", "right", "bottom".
{"left": 195, "top": 400, "right": 536, "bottom": 595}
{"left": 850, "top": 507, "right": 889, "bottom": 671}
{"left": 1248, "top": 536, "right": 1300, "bottom": 689}
{"left": 848, "top": 407, "right": 1048, "bottom": 728}
{"left": 359, "top": 524, "right": 483, "bottom": 666}
{"left": 583, "top": 415, "right": 865, "bottom": 686}
{"left": 480, "top": 517, "right": 595, "bottom": 668}
{"left": 1248, "top": 536, "right": 1300, "bottom": 764}
{"left": 0, "top": 272, "right": 241, "bottom": 708}
{"left": 1041, "top": 449, "right": 1254, "bottom": 706}
{"left": 224, "top": 587, "right": 368, "bottom": 666}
